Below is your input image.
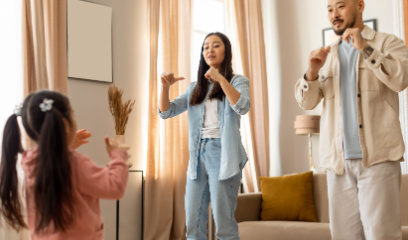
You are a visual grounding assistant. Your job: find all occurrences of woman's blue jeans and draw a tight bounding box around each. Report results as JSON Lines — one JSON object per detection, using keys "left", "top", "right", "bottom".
{"left": 185, "top": 138, "right": 242, "bottom": 240}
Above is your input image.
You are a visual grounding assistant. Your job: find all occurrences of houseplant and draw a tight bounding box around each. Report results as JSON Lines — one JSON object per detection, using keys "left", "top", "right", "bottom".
{"left": 108, "top": 84, "right": 135, "bottom": 168}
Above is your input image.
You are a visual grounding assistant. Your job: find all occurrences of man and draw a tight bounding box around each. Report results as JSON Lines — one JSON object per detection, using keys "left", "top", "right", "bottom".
{"left": 295, "top": 0, "right": 408, "bottom": 239}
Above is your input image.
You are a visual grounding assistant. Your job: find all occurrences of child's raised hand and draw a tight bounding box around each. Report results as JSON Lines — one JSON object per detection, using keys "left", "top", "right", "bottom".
{"left": 105, "top": 136, "right": 118, "bottom": 153}
{"left": 105, "top": 136, "right": 131, "bottom": 167}
{"left": 71, "top": 129, "right": 91, "bottom": 149}
{"left": 104, "top": 136, "right": 130, "bottom": 154}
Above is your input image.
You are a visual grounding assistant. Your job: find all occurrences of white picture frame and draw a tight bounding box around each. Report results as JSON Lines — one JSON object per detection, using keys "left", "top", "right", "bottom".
{"left": 322, "top": 19, "right": 377, "bottom": 47}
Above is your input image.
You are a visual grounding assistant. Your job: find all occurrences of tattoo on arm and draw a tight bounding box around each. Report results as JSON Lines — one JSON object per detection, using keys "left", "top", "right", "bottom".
{"left": 363, "top": 45, "right": 374, "bottom": 59}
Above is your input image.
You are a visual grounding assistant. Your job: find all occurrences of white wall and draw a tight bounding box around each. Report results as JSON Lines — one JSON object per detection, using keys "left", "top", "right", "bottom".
{"left": 67, "top": 0, "right": 148, "bottom": 238}
{"left": 262, "top": 0, "right": 398, "bottom": 175}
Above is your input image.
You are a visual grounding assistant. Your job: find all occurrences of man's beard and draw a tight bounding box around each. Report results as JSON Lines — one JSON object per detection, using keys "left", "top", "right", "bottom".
{"left": 333, "top": 12, "right": 357, "bottom": 36}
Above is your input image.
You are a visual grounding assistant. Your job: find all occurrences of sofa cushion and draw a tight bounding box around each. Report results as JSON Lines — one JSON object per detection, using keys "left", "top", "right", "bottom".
{"left": 235, "top": 192, "right": 262, "bottom": 222}
{"left": 238, "top": 221, "right": 330, "bottom": 240}
{"left": 313, "top": 173, "right": 329, "bottom": 223}
{"left": 260, "top": 171, "right": 318, "bottom": 222}
{"left": 403, "top": 226, "right": 408, "bottom": 239}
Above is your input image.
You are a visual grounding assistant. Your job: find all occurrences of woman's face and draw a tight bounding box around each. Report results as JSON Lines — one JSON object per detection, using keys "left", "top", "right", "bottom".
{"left": 202, "top": 35, "right": 225, "bottom": 70}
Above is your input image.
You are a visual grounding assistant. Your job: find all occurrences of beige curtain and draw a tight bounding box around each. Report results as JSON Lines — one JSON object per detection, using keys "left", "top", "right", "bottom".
{"left": 23, "top": 0, "right": 68, "bottom": 96}
{"left": 145, "top": 0, "right": 192, "bottom": 239}
{"left": 226, "top": 0, "right": 269, "bottom": 192}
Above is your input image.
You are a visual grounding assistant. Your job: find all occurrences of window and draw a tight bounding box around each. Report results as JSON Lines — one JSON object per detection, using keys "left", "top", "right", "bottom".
{"left": 0, "top": 0, "right": 23, "bottom": 149}
{"left": 191, "top": 0, "right": 226, "bottom": 81}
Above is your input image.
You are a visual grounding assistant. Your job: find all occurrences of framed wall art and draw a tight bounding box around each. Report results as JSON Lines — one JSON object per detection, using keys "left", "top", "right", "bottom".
{"left": 322, "top": 19, "right": 377, "bottom": 47}
{"left": 67, "top": 0, "right": 113, "bottom": 82}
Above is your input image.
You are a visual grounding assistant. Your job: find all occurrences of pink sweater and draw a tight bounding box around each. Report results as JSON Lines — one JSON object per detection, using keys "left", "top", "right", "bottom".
{"left": 21, "top": 148, "right": 128, "bottom": 240}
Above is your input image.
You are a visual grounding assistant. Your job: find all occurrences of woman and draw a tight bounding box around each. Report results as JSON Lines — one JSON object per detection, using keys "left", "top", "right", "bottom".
{"left": 158, "top": 32, "right": 250, "bottom": 240}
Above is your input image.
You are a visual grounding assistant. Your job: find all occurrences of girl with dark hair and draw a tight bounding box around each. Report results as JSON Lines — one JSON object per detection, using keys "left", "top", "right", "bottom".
{"left": 159, "top": 32, "right": 250, "bottom": 240}
{"left": 0, "top": 90, "right": 129, "bottom": 239}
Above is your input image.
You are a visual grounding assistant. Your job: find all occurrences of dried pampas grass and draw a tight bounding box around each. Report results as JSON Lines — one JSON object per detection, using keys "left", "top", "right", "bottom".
{"left": 108, "top": 84, "right": 135, "bottom": 135}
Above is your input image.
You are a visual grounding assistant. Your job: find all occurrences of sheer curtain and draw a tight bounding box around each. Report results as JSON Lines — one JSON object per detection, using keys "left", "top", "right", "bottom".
{"left": 0, "top": 0, "right": 26, "bottom": 239}
{"left": 226, "top": 0, "right": 270, "bottom": 192}
{"left": 145, "top": 0, "right": 192, "bottom": 239}
{"left": 0, "top": 0, "right": 67, "bottom": 238}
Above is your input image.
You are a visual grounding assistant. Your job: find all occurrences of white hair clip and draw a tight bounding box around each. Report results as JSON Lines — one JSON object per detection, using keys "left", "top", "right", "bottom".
{"left": 13, "top": 104, "right": 23, "bottom": 116}
{"left": 39, "top": 98, "right": 54, "bottom": 112}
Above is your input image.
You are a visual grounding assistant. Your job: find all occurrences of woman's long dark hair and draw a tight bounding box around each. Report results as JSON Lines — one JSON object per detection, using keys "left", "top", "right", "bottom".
{"left": 190, "top": 32, "right": 234, "bottom": 105}
{"left": 0, "top": 90, "right": 75, "bottom": 233}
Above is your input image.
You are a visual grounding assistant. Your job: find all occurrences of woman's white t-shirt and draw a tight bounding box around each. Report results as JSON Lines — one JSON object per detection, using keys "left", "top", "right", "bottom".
{"left": 201, "top": 99, "right": 220, "bottom": 138}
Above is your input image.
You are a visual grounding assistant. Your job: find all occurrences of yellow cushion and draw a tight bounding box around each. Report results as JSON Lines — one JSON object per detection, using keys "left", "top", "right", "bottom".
{"left": 260, "top": 171, "right": 318, "bottom": 222}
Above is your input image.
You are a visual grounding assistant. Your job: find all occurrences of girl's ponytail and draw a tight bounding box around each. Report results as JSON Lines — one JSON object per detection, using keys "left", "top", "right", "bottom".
{"left": 34, "top": 100, "right": 73, "bottom": 233}
{"left": 0, "top": 114, "right": 26, "bottom": 230}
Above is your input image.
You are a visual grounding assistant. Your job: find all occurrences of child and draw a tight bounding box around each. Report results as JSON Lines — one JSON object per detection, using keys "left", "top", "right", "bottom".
{"left": 0, "top": 90, "right": 129, "bottom": 239}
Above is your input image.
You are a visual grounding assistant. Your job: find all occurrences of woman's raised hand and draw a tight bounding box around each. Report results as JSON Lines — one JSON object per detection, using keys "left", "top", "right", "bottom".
{"left": 204, "top": 67, "right": 223, "bottom": 83}
{"left": 161, "top": 72, "right": 185, "bottom": 87}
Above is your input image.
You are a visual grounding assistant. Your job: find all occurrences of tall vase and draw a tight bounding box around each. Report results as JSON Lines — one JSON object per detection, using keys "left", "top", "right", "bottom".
{"left": 115, "top": 135, "right": 132, "bottom": 168}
